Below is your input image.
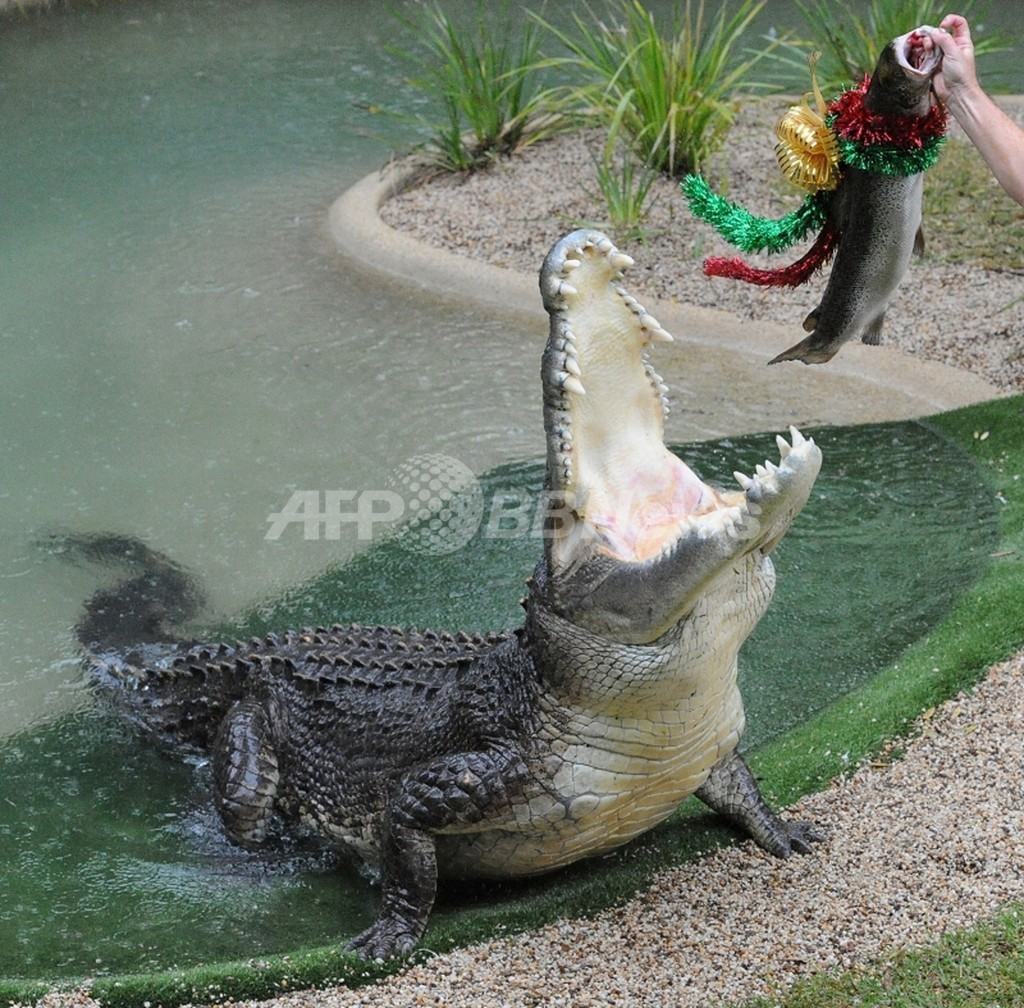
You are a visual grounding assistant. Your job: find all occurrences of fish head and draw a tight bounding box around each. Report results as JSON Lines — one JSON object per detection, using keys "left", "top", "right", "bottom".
{"left": 865, "top": 26, "right": 943, "bottom": 116}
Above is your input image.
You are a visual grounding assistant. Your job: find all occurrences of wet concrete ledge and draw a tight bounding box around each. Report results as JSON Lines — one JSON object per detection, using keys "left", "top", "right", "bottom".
{"left": 328, "top": 161, "right": 1003, "bottom": 444}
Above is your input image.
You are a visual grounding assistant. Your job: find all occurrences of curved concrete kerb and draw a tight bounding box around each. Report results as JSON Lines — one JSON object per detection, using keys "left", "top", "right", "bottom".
{"left": 329, "top": 158, "right": 1002, "bottom": 442}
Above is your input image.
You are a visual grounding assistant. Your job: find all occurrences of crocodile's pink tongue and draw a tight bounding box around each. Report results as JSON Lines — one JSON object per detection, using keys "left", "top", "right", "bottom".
{"left": 588, "top": 455, "right": 718, "bottom": 561}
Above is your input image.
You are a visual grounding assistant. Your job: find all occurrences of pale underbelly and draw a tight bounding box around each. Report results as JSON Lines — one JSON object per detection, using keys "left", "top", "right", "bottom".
{"left": 437, "top": 685, "right": 745, "bottom": 878}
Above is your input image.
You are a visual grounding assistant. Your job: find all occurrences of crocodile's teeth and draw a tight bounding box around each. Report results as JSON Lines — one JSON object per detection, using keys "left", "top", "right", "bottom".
{"left": 776, "top": 434, "right": 791, "bottom": 459}
{"left": 755, "top": 463, "right": 770, "bottom": 479}
{"left": 609, "top": 251, "right": 634, "bottom": 270}
{"left": 596, "top": 237, "right": 614, "bottom": 254}
{"left": 559, "top": 281, "right": 578, "bottom": 297}
{"left": 563, "top": 258, "right": 581, "bottom": 272}
{"left": 734, "top": 471, "right": 753, "bottom": 491}
{"left": 648, "top": 326, "right": 673, "bottom": 343}
{"left": 697, "top": 511, "right": 731, "bottom": 540}
{"left": 789, "top": 425, "right": 807, "bottom": 447}
{"left": 564, "top": 355, "right": 582, "bottom": 378}
{"left": 561, "top": 373, "right": 586, "bottom": 396}
{"left": 679, "top": 515, "right": 701, "bottom": 537}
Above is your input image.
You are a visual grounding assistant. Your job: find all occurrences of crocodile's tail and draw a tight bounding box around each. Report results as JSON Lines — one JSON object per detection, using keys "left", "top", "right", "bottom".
{"left": 48, "top": 532, "right": 246, "bottom": 752}
{"left": 43, "top": 531, "right": 208, "bottom": 652}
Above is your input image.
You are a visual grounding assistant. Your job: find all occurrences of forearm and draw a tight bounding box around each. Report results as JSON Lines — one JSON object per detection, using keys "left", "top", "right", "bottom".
{"left": 946, "top": 86, "right": 1024, "bottom": 207}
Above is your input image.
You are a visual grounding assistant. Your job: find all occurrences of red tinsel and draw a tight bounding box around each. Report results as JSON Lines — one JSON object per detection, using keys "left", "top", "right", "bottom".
{"left": 703, "top": 222, "right": 839, "bottom": 287}
{"left": 828, "top": 76, "right": 947, "bottom": 150}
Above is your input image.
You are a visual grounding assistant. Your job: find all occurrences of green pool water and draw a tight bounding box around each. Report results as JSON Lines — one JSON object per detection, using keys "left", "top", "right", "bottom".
{"left": 0, "top": 418, "right": 999, "bottom": 983}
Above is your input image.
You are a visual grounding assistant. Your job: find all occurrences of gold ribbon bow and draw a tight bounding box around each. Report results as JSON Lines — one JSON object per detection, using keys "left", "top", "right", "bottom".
{"left": 774, "top": 53, "right": 841, "bottom": 192}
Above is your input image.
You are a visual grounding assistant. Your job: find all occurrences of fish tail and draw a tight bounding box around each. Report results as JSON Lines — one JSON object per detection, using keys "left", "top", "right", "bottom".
{"left": 704, "top": 223, "right": 839, "bottom": 288}
{"left": 767, "top": 334, "right": 840, "bottom": 366}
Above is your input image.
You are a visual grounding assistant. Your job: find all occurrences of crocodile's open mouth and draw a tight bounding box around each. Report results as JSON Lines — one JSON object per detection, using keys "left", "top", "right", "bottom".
{"left": 538, "top": 231, "right": 814, "bottom": 565}
{"left": 897, "top": 26, "right": 943, "bottom": 78}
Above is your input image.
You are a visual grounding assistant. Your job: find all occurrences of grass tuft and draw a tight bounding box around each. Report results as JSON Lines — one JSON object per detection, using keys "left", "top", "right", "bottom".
{"left": 534, "top": 0, "right": 771, "bottom": 177}
{"left": 581, "top": 118, "right": 662, "bottom": 242}
{"left": 387, "top": 1, "right": 571, "bottom": 173}
{"left": 741, "top": 904, "right": 1024, "bottom": 1008}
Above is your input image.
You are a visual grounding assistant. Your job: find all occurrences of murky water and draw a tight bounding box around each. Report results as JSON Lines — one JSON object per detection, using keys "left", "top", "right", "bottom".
{"left": 0, "top": 0, "right": 553, "bottom": 739}
{"left": 0, "top": 0, "right": 1013, "bottom": 986}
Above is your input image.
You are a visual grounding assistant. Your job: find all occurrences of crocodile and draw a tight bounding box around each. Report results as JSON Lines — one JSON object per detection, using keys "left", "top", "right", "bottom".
{"left": 78, "top": 229, "right": 823, "bottom": 960}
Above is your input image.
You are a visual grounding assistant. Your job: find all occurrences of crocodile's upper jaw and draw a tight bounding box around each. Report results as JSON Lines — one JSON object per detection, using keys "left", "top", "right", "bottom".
{"left": 537, "top": 230, "right": 822, "bottom": 640}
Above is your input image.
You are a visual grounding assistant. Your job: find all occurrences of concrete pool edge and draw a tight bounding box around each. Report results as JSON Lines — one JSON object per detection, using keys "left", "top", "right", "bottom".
{"left": 327, "top": 160, "right": 1003, "bottom": 436}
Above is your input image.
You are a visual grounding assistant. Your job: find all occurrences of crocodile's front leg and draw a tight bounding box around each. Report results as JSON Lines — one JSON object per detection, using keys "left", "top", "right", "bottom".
{"left": 212, "top": 698, "right": 281, "bottom": 848}
{"left": 346, "top": 746, "right": 531, "bottom": 960}
{"left": 695, "top": 749, "right": 823, "bottom": 857}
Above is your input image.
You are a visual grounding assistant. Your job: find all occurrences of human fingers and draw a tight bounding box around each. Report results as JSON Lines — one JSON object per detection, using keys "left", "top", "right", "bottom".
{"left": 925, "top": 26, "right": 960, "bottom": 59}
{"left": 938, "top": 14, "right": 972, "bottom": 45}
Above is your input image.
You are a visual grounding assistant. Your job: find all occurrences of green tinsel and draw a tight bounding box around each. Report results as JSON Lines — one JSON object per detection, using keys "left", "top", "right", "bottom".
{"left": 833, "top": 133, "right": 946, "bottom": 176}
{"left": 681, "top": 175, "right": 831, "bottom": 255}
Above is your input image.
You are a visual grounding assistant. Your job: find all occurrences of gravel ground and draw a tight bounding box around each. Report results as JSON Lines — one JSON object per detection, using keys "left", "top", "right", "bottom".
{"left": 381, "top": 99, "right": 1024, "bottom": 391}
{"left": 23, "top": 102, "right": 1024, "bottom": 1008}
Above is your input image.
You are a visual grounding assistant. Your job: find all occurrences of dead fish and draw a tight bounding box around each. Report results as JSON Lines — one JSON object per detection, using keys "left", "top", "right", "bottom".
{"left": 769, "top": 28, "right": 944, "bottom": 366}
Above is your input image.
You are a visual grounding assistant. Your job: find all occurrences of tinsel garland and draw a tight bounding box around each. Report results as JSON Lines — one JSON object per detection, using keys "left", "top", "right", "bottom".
{"left": 683, "top": 74, "right": 948, "bottom": 287}
{"left": 681, "top": 176, "right": 830, "bottom": 255}
{"left": 702, "top": 221, "right": 839, "bottom": 287}
{"left": 828, "top": 76, "right": 947, "bottom": 175}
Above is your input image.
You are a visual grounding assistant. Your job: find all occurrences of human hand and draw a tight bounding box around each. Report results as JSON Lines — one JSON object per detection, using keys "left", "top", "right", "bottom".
{"left": 926, "top": 15, "right": 979, "bottom": 105}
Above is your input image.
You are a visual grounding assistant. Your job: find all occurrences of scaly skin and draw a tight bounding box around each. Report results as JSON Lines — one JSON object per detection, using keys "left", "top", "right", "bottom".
{"left": 80, "top": 230, "right": 822, "bottom": 960}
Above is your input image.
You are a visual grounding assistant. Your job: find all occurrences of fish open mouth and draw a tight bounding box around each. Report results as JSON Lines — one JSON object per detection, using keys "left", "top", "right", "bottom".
{"left": 897, "top": 26, "right": 943, "bottom": 78}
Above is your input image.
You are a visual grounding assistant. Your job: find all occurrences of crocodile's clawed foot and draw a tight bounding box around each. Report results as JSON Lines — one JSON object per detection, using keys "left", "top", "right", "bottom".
{"left": 345, "top": 917, "right": 423, "bottom": 961}
{"left": 696, "top": 750, "right": 827, "bottom": 860}
{"left": 769, "top": 819, "right": 826, "bottom": 858}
